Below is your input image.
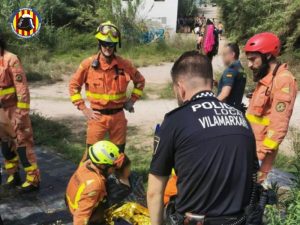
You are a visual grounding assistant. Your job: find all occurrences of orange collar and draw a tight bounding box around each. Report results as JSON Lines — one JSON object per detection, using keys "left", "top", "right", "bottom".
{"left": 84, "top": 160, "right": 104, "bottom": 177}
{"left": 99, "top": 54, "right": 118, "bottom": 71}
{"left": 259, "top": 63, "right": 288, "bottom": 86}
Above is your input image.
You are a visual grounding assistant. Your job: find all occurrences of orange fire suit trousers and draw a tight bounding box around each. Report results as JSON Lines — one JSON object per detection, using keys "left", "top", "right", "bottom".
{"left": 0, "top": 105, "right": 38, "bottom": 180}
{"left": 86, "top": 110, "right": 127, "bottom": 152}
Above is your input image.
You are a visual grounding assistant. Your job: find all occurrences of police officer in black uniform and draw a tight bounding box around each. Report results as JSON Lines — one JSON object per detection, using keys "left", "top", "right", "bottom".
{"left": 147, "top": 51, "right": 258, "bottom": 225}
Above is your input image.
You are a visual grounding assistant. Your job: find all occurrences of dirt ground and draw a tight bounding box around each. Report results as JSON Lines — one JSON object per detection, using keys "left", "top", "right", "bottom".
{"left": 29, "top": 39, "right": 300, "bottom": 155}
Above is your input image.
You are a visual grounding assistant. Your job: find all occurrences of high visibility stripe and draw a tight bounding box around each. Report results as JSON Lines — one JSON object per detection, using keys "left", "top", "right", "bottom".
{"left": 17, "top": 102, "right": 30, "bottom": 109}
{"left": 0, "top": 87, "right": 16, "bottom": 96}
{"left": 4, "top": 156, "right": 19, "bottom": 170}
{"left": 26, "top": 174, "right": 35, "bottom": 182}
{"left": 71, "top": 93, "right": 83, "bottom": 102}
{"left": 246, "top": 114, "right": 270, "bottom": 126}
{"left": 67, "top": 183, "right": 86, "bottom": 210}
{"left": 86, "top": 91, "right": 126, "bottom": 101}
{"left": 24, "top": 163, "right": 38, "bottom": 172}
{"left": 263, "top": 138, "right": 279, "bottom": 150}
{"left": 4, "top": 162, "right": 17, "bottom": 170}
{"left": 132, "top": 88, "right": 143, "bottom": 96}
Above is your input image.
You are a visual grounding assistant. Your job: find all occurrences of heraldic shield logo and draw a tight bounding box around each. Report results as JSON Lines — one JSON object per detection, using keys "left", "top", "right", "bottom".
{"left": 10, "top": 8, "right": 42, "bottom": 39}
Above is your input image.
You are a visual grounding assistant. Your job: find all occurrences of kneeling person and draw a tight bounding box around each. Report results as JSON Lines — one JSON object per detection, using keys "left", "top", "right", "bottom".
{"left": 66, "top": 141, "right": 125, "bottom": 225}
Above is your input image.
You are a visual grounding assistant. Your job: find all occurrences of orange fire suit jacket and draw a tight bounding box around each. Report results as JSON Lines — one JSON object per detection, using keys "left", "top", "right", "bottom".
{"left": 69, "top": 54, "right": 145, "bottom": 111}
{"left": 246, "top": 63, "right": 298, "bottom": 173}
{"left": 66, "top": 160, "right": 107, "bottom": 225}
{"left": 0, "top": 51, "right": 30, "bottom": 119}
{"left": 0, "top": 108, "right": 15, "bottom": 137}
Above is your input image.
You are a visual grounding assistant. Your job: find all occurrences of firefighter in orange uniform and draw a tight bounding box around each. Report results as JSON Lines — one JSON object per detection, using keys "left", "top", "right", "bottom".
{"left": 0, "top": 33, "right": 40, "bottom": 192}
{"left": 66, "top": 140, "right": 125, "bottom": 225}
{"left": 69, "top": 21, "right": 145, "bottom": 154}
{"left": 244, "top": 32, "right": 298, "bottom": 183}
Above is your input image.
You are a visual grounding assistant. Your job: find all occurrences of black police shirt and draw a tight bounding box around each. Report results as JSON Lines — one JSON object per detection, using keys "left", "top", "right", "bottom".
{"left": 150, "top": 91, "right": 257, "bottom": 217}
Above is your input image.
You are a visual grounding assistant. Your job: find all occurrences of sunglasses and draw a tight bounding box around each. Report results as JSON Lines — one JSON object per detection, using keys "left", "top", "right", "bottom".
{"left": 100, "top": 41, "right": 117, "bottom": 48}
{"left": 97, "top": 25, "right": 119, "bottom": 38}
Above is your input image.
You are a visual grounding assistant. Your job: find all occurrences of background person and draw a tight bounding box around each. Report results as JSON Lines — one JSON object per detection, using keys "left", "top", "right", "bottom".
{"left": 218, "top": 22, "right": 224, "bottom": 40}
{"left": 244, "top": 32, "right": 298, "bottom": 183}
{"left": 147, "top": 51, "right": 258, "bottom": 225}
{"left": 69, "top": 21, "right": 145, "bottom": 155}
{"left": 217, "top": 43, "right": 246, "bottom": 112}
{"left": 0, "top": 32, "right": 40, "bottom": 192}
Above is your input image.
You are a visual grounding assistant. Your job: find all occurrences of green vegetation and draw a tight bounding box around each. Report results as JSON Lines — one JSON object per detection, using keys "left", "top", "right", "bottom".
{"left": 31, "top": 113, "right": 85, "bottom": 163}
{"left": 216, "top": 0, "right": 300, "bottom": 83}
{"left": 266, "top": 129, "right": 300, "bottom": 225}
{"left": 159, "top": 82, "right": 174, "bottom": 99}
{"left": 0, "top": 0, "right": 195, "bottom": 83}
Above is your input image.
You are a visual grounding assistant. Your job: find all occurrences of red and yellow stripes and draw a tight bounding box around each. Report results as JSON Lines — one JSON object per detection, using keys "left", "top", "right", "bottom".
{"left": 12, "top": 9, "right": 39, "bottom": 37}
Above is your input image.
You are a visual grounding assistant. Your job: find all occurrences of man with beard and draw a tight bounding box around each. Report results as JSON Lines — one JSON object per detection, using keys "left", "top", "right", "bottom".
{"left": 69, "top": 21, "right": 145, "bottom": 155}
{"left": 147, "top": 51, "right": 258, "bottom": 225}
{"left": 244, "top": 32, "right": 298, "bottom": 183}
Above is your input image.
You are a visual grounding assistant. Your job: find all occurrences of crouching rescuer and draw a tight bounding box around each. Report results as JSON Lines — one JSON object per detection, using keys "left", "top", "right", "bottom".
{"left": 69, "top": 21, "right": 145, "bottom": 154}
{"left": 66, "top": 140, "right": 125, "bottom": 225}
{"left": 0, "top": 33, "right": 40, "bottom": 192}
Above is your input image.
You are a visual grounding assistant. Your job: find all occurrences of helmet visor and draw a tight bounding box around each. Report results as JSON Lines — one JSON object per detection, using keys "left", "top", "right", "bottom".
{"left": 98, "top": 25, "right": 119, "bottom": 38}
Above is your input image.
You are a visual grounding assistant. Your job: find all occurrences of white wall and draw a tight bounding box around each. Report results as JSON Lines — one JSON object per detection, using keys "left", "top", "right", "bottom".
{"left": 122, "top": 0, "right": 179, "bottom": 31}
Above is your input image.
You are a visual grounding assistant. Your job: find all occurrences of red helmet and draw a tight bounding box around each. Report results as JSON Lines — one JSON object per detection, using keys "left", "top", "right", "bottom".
{"left": 244, "top": 32, "right": 281, "bottom": 57}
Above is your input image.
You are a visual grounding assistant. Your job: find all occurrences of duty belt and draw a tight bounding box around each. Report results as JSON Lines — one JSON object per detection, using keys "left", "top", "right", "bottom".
{"left": 93, "top": 108, "right": 123, "bottom": 115}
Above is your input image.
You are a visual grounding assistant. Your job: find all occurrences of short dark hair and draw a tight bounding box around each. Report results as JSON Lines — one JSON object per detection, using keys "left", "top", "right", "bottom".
{"left": 171, "top": 51, "right": 213, "bottom": 84}
{"left": 227, "top": 43, "right": 240, "bottom": 59}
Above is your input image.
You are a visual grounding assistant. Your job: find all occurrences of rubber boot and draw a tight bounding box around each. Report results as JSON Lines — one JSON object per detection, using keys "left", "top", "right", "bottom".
{"left": 2, "top": 156, "right": 20, "bottom": 189}
{"left": 18, "top": 164, "right": 40, "bottom": 193}
{"left": 3, "top": 171, "right": 22, "bottom": 189}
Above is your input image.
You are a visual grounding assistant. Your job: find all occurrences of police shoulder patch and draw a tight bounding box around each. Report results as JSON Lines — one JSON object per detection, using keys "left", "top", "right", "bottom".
{"left": 276, "top": 102, "right": 286, "bottom": 112}
{"left": 15, "top": 74, "right": 23, "bottom": 82}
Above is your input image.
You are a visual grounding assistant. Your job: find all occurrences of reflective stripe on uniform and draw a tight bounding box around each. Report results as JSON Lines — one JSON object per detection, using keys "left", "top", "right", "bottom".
{"left": 71, "top": 93, "right": 83, "bottom": 102}
{"left": 17, "top": 102, "right": 30, "bottom": 109}
{"left": 263, "top": 137, "right": 279, "bottom": 150}
{"left": 4, "top": 162, "right": 18, "bottom": 170}
{"left": 67, "top": 183, "right": 86, "bottom": 210}
{"left": 4, "top": 156, "right": 19, "bottom": 170}
{"left": 26, "top": 174, "right": 35, "bottom": 182}
{"left": 86, "top": 91, "right": 126, "bottom": 101}
{"left": 246, "top": 114, "right": 270, "bottom": 126}
{"left": 0, "top": 87, "right": 16, "bottom": 96}
{"left": 24, "top": 163, "right": 38, "bottom": 172}
{"left": 132, "top": 88, "right": 143, "bottom": 96}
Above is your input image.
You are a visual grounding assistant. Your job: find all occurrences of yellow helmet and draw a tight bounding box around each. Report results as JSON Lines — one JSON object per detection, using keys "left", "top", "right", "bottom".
{"left": 88, "top": 140, "right": 124, "bottom": 167}
{"left": 95, "top": 21, "right": 120, "bottom": 45}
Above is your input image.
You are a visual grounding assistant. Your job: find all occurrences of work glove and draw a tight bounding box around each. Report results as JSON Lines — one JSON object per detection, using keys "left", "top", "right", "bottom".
{"left": 124, "top": 99, "right": 135, "bottom": 113}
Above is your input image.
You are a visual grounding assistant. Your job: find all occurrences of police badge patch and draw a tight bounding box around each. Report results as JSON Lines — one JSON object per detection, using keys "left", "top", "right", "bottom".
{"left": 153, "top": 135, "right": 160, "bottom": 155}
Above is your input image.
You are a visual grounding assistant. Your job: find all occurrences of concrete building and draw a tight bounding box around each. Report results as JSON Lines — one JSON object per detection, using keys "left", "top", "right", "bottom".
{"left": 122, "top": 0, "right": 179, "bottom": 31}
